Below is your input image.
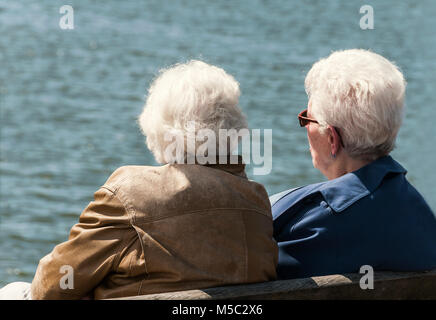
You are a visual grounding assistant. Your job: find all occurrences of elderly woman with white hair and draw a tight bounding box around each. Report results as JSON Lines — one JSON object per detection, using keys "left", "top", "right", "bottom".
{"left": 0, "top": 60, "right": 277, "bottom": 299}
{"left": 271, "top": 49, "right": 436, "bottom": 279}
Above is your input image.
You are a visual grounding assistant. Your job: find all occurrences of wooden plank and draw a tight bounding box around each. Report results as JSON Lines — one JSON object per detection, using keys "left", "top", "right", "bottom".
{"left": 112, "top": 269, "right": 436, "bottom": 300}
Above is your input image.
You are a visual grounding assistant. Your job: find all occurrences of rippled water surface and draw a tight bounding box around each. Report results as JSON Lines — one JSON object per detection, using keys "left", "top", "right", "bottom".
{"left": 1, "top": 0, "right": 435, "bottom": 285}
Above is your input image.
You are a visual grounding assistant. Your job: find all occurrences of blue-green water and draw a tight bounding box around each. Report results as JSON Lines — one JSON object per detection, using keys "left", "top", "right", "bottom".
{"left": 1, "top": 0, "right": 435, "bottom": 286}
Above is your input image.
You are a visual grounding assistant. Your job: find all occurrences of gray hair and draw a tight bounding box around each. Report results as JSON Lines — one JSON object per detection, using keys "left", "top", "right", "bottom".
{"left": 305, "top": 49, "right": 406, "bottom": 161}
{"left": 138, "top": 60, "right": 247, "bottom": 163}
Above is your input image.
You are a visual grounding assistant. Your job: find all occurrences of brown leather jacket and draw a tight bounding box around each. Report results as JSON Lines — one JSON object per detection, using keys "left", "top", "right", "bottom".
{"left": 31, "top": 161, "right": 278, "bottom": 299}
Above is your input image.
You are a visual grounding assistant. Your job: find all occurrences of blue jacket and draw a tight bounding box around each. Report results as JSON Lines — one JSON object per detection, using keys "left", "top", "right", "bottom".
{"left": 271, "top": 155, "right": 436, "bottom": 279}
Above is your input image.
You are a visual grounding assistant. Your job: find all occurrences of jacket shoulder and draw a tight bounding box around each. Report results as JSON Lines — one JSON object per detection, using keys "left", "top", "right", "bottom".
{"left": 272, "top": 182, "right": 326, "bottom": 209}
{"left": 103, "top": 165, "right": 167, "bottom": 190}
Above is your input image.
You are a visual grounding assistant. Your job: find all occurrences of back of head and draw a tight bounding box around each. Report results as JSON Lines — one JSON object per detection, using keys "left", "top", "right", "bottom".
{"left": 138, "top": 60, "right": 247, "bottom": 164}
{"left": 305, "top": 49, "right": 406, "bottom": 161}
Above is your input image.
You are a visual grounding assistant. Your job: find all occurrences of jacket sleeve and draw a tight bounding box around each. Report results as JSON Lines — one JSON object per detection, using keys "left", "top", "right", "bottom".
{"left": 31, "top": 186, "right": 132, "bottom": 299}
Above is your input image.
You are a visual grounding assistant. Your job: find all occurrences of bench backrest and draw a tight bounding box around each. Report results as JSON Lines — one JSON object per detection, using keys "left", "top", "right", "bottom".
{"left": 113, "top": 269, "right": 436, "bottom": 300}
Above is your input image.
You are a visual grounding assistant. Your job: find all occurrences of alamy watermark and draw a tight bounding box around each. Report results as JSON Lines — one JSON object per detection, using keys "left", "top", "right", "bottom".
{"left": 58, "top": 263, "right": 375, "bottom": 291}
{"left": 161, "top": 121, "right": 272, "bottom": 175}
{"left": 360, "top": 5, "right": 374, "bottom": 30}
{"left": 359, "top": 265, "right": 374, "bottom": 290}
{"left": 59, "top": 265, "right": 74, "bottom": 290}
{"left": 59, "top": 5, "right": 74, "bottom": 30}
{"left": 59, "top": 5, "right": 375, "bottom": 31}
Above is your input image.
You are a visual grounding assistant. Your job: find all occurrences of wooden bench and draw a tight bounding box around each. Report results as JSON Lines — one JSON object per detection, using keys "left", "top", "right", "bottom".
{"left": 113, "top": 269, "right": 436, "bottom": 300}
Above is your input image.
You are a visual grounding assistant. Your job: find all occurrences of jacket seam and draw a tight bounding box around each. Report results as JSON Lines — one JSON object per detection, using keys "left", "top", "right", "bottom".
{"left": 103, "top": 184, "right": 270, "bottom": 222}
{"left": 106, "top": 186, "right": 150, "bottom": 286}
{"left": 240, "top": 212, "right": 248, "bottom": 283}
{"left": 100, "top": 186, "right": 137, "bottom": 271}
{"left": 131, "top": 225, "right": 150, "bottom": 282}
{"left": 132, "top": 207, "right": 271, "bottom": 224}
{"left": 102, "top": 185, "right": 136, "bottom": 224}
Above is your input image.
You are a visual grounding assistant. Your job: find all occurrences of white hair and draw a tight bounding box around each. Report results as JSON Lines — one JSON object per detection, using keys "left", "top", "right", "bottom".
{"left": 138, "top": 60, "right": 247, "bottom": 164}
{"left": 305, "top": 49, "right": 406, "bottom": 161}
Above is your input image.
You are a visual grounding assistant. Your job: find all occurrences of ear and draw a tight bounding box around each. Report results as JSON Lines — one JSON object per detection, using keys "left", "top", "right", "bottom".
{"left": 327, "top": 125, "right": 341, "bottom": 157}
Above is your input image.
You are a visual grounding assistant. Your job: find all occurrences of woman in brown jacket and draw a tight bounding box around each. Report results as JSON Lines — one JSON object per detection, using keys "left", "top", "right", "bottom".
{"left": 0, "top": 60, "right": 277, "bottom": 300}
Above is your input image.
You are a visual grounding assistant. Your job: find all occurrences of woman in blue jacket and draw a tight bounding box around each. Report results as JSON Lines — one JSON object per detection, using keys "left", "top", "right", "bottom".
{"left": 271, "top": 49, "right": 436, "bottom": 279}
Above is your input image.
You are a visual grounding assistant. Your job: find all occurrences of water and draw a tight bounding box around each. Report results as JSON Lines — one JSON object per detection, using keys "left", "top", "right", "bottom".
{"left": 1, "top": 0, "right": 435, "bottom": 286}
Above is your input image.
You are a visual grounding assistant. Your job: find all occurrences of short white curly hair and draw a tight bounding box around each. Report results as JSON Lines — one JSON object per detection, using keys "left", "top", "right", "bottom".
{"left": 305, "top": 49, "right": 406, "bottom": 161}
{"left": 138, "top": 60, "right": 247, "bottom": 164}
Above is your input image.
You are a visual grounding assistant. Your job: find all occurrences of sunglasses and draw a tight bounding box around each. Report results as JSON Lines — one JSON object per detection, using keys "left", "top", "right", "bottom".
{"left": 298, "top": 109, "right": 344, "bottom": 147}
{"left": 298, "top": 109, "right": 319, "bottom": 127}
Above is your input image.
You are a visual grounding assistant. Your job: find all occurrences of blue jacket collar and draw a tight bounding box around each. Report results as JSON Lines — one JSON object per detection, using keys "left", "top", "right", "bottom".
{"left": 319, "top": 155, "right": 407, "bottom": 212}
{"left": 273, "top": 155, "right": 407, "bottom": 215}
{"left": 353, "top": 155, "right": 407, "bottom": 191}
{"left": 321, "top": 155, "right": 407, "bottom": 212}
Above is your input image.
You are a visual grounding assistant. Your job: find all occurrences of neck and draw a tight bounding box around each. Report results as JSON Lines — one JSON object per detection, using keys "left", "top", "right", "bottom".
{"left": 325, "top": 154, "right": 371, "bottom": 180}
